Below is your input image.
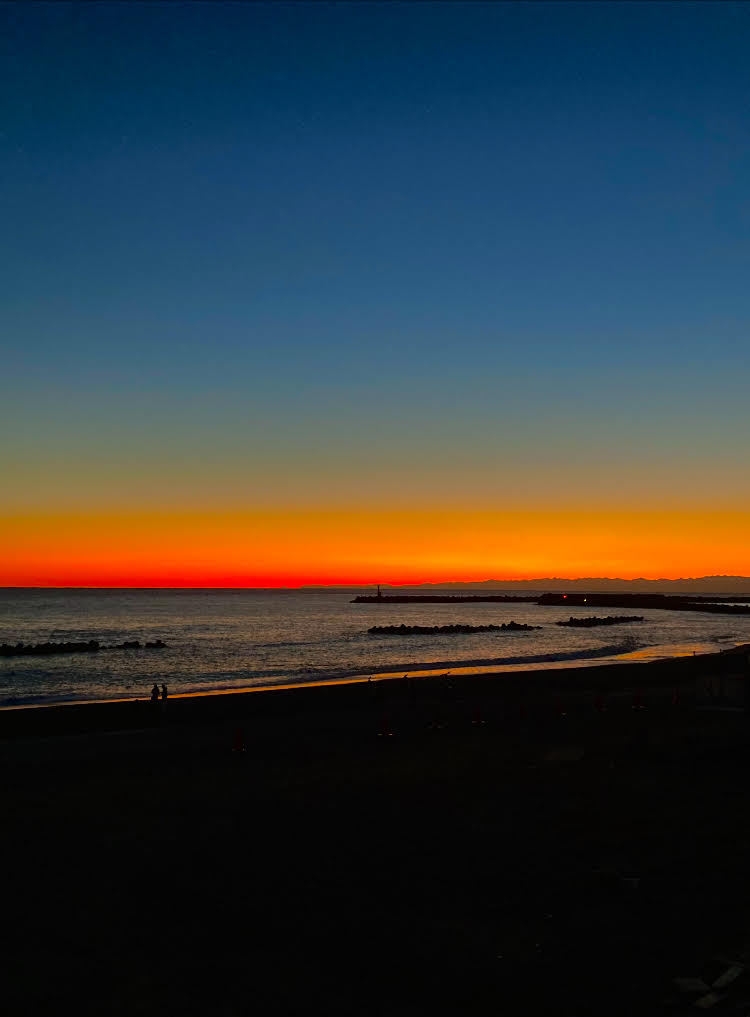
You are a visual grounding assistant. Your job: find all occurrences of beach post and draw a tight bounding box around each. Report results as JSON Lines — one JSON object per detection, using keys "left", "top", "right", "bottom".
{"left": 594, "top": 694, "right": 607, "bottom": 713}
{"left": 632, "top": 690, "right": 646, "bottom": 711}
{"left": 232, "top": 727, "right": 247, "bottom": 753}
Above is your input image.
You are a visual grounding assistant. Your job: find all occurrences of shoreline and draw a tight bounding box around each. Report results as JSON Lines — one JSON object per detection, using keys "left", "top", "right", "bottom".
{"left": 2, "top": 641, "right": 747, "bottom": 739}
{"left": 0, "top": 639, "right": 728, "bottom": 711}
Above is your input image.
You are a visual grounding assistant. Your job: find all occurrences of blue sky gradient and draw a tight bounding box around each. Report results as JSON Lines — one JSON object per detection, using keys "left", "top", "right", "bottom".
{"left": 3, "top": 1, "right": 749, "bottom": 513}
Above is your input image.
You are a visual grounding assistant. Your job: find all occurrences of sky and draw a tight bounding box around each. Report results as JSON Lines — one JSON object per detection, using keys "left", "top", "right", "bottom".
{"left": 2, "top": 1, "right": 749, "bottom": 585}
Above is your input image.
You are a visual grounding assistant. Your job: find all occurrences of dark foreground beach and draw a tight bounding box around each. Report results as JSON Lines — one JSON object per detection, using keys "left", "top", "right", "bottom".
{"left": 3, "top": 647, "right": 750, "bottom": 1016}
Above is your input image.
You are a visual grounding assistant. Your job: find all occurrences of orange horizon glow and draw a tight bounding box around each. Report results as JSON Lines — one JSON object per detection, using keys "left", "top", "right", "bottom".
{"left": 2, "top": 508, "right": 749, "bottom": 587}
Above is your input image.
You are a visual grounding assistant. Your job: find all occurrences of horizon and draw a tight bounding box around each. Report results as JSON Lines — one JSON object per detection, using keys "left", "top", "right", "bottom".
{"left": 4, "top": 573, "right": 750, "bottom": 592}
{"left": 3, "top": 3, "right": 749, "bottom": 583}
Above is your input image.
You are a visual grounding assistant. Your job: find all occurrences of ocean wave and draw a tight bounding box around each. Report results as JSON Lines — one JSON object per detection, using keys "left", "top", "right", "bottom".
{"left": 0, "top": 635, "right": 723, "bottom": 709}
{"left": 238, "top": 640, "right": 649, "bottom": 685}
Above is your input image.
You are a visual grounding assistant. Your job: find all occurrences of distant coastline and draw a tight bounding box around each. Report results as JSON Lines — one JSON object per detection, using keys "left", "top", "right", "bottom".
{"left": 337, "top": 575, "right": 750, "bottom": 596}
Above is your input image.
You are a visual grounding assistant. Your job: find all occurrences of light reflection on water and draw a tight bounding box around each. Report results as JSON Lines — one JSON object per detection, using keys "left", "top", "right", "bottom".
{"left": 614, "top": 641, "right": 718, "bottom": 662}
{"left": 1, "top": 589, "right": 749, "bottom": 707}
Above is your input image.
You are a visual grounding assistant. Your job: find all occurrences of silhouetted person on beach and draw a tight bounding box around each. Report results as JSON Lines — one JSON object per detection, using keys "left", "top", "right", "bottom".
{"left": 151, "top": 683, "right": 159, "bottom": 703}
{"left": 161, "top": 684, "right": 168, "bottom": 713}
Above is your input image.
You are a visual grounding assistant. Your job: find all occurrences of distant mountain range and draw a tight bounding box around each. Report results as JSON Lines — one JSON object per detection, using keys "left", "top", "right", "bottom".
{"left": 306, "top": 576, "right": 750, "bottom": 595}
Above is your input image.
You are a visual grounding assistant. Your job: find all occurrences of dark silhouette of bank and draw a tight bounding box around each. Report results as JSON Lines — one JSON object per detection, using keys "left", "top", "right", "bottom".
{"left": 353, "top": 591, "right": 750, "bottom": 614}
{"left": 538, "top": 593, "right": 750, "bottom": 614}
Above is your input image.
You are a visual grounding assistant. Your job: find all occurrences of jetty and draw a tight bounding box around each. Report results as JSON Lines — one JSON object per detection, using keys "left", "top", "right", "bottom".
{"left": 353, "top": 594, "right": 539, "bottom": 604}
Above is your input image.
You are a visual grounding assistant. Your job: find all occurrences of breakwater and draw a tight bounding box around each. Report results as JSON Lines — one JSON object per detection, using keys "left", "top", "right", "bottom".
{"left": 556, "top": 615, "right": 644, "bottom": 628}
{"left": 0, "top": 639, "right": 167, "bottom": 658}
{"left": 369, "top": 621, "right": 541, "bottom": 635}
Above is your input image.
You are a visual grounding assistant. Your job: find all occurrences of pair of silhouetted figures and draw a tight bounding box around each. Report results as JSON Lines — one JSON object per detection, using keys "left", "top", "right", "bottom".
{"left": 150, "top": 683, "right": 168, "bottom": 712}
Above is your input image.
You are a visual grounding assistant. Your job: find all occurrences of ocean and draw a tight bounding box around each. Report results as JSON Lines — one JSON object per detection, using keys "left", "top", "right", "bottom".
{"left": 1, "top": 587, "right": 749, "bottom": 708}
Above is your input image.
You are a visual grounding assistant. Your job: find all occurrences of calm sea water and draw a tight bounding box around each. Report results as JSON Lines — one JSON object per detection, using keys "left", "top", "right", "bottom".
{"left": 1, "top": 588, "right": 749, "bottom": 708}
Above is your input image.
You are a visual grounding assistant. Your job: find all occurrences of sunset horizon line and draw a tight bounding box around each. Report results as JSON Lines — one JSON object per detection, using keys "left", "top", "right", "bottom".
{"left": 3, "top": 573, "right": 750, "bottom": 591}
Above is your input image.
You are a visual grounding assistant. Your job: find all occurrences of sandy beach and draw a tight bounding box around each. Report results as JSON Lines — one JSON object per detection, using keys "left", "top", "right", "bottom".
{"left": 4, "top": 647, "right": 750, "bottom": 1015}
